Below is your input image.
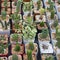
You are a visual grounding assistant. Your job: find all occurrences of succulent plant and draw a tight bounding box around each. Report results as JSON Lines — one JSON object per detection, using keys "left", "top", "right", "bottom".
{"left": 53, "top": 20, "right": 58, "bottom": 27}
{"left": 47, "top": 2, "right": 54, "bottom": 11}
{"left": 37, "top": 0, "right": 41, "bottom": 9}
{"left": 51, "top": 10, "right": 55, "bottom": 19}
{"left": 56, "top": 40, "right": 60, "bottom": 48}
{"left": 39, "top": 7, "right": 45, "bottom": 15}
{"left": 0, "top": 46, "right": 4, "bottom": 54}
{"left": 23, "top": 25, "right": 37, "bottom": 40}
{"left": 40, "top": 21, "right": 44, "bottom": 27}
{"left": 0, "top": 35, "right": 5, "bottom": 40}
{"left": 16, "top": 0, "right": 21, "bottom": 13}
{"left": 28, "top": 42, "right": 34, "bottom": 51}
{"left": 0, "top": 43, "right": 8, "bottom": 54}
{"left": 11, "top": 13, "right": 20, "bottom": 22}
{"left": 27, "top": 50, "right": 33, "bottom": 60}
{"left": 1, "top": 10, "right": 7, "bottom": 20}
{"left": 14, "top": 23, "right": 20, "bottom": 29}
{"left": 23, "top": 1, "right": 33, "bottom": 11}
{"left": 40, "top": 28, "right": 48, "bottom": 38}
{"left": 45, "top": 56, "right": 54, "bottom": 60}
{"left": 56, "top": 26, "right": 60, "bottom": 40}
{"left": 12, "top": 34, "right": 19, "bottom": 42}
{"left": 48, "top": 0, "right": 51, "bottom": 4}
{"left": 4, "top": 0, "right": 8, "bottom": 11}
{"left": 14, "top": 44, "right": 20, "bottom": 52}
{"left": 12, "top": 54, "right": 18, "bottom": 60}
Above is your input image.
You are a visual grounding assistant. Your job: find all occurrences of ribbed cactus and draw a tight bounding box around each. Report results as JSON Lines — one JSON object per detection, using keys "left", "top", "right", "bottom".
{"left": 4, "top": 0, "right": 7, "bottom": 11}
{"left": 37, "top": 0, "right": 41, "bottom": 9}
{"left": 51, "top": 10, "right": 55, "bottom": 19}
{"left": 41, "top": 28, "right": 48, "bottom": 38}
{"left": 27, "top": 50, "right": 33, "bottom": 60}
{"left": 14, "top": 44, "right": 20, "bottom": 52}
{"left": 1, "top": 10, "right": 7, "bottom": 20}
{"left": 12, "top": 54, "right": 18, "bottom": 60}
{"left": 16, "top": 0, "right": 21, "bottom": 13}
{"left": 29, "top": 42, "right": 34, "bottom": 51}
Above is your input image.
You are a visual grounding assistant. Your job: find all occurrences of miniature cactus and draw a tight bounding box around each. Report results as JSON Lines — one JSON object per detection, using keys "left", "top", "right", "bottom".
{"left": 51, "top": 10, "right": 55, "bottom": 19}
{"left": 1, "top": 10, "right": 7, "bottom": 20}
{"left": 12, "top": 34, "right": 19, "bottom": 42}
{"left": 27, "top": 50, "right": 33, "bottom": 60}
{"left": 29, "top": 42, "right": 34, "bottom": 51}
{"left": 41, "top": 29, "right": 48, "bottom": 38}
{"left": 53, "top": 20, "right": 58, "bottom": 27}
{"left": 37, "top": 0, "right": 41, "bottom": 9}
{"left": 12, "top": 54, "right": 18, "bottom": 60}
{"left": 14, "top": 44, "right": 20, "bottom": 52}
{"left": 40, "top": 21, "right": 44, "bottom": 27}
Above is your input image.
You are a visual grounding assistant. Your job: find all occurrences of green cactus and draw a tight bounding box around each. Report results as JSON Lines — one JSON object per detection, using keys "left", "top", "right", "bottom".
{"left": 51, "top": 10, "right": 55, "bottom": 19}
{"left": 0, "top": 46, "right": 4, "bottom": 54}
{"left": 41, "top": 29, "right": 48, "bottom": 38}
{"left": 16, "top": 0, "right": 21, "bottom": 13}
{"left": 53, "top": 20, "right": 58, "bottom": 27}
{"left": 45, "top": 56, "right": 54, "bottom": 60}
{"left": 12, "top": 54, "right": 18, "bottom": 60}
{"left": 1, "top": 10, "right": 7, "bottom": 20}
{"left": 40, "top": 21, "right": 44, "bottom": 27}
{"left": 48, "top": 0, "right": 51, "bottom": 4}
{"left": 27, "top": 50, "right": 33, "bottom": 60}
{"left": 12, "top": 34, "right": 19, "bottom": 42}
{"left": 56, "top": 26, "right": 60, "bottom": 40}
{"left": 37, "top": 0, "right": 41, "bottom": 9}
{"left": 14, "top": 44, "right": 20, "bottom": 52}
{"left": 4, "top": 0, "right": 8, "bottom": 11}
{"left": 28, "top": 42, "right": 34, "bottom": 51}
{"left": 47, "top": 2, "right": 54, "bottom": 11}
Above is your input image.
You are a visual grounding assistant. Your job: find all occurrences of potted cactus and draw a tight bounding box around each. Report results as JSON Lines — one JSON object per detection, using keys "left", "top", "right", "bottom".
{"left": 51, "top": 19, "right": 58, "bottom": 30}
{"left": 0, "top": 43, "right": 8, "bottom": 56}
{"left": 0, "top": 10, "right": 9, "bottom": 20}
{"left": 39, "top": 7, "right": 45, "bottom": 19}
{"left": 37, "top": 0, "right": 41, "bottom": 10}
{"left": 38, "top": 28, "right": 50, "bottom": 41}
{"left": 11, "top": 43, "right": 24, "bottom": 54}
{"left": 10, "top": 33, "right": 22, "bottom": 44}
{"left": 50, "top": 10, "right": 55, "bottom": 19}
{"left": 37, "top": 21, "right": 47, "bottom": 30}
{"left": 4, "top": 0, "right": 8, "bottom": 11}
{"left": 23, "top": 50, "right": 37, "bottom": 60}
{"left": 0, "top": 34, "right": 8, "bottom": 43}
{"left": 45, "top": 56, "right": 54, "bottom": 60}
{"left": 22, "top": 24, "right": 37, "bottom": 43}
{"left": 8, "top": 54, "right": 22, "bottom": 60}
{"left": 25, "top": 42, "right": 38, "bottom": 54}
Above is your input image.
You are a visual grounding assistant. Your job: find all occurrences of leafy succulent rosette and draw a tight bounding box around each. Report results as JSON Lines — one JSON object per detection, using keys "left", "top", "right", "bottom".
{"left": 22, "top": 24, "right": 37, "bottom": 41}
